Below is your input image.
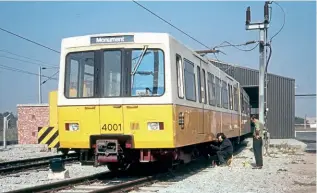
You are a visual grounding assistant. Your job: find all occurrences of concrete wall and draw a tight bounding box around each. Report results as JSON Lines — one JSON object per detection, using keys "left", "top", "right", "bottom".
{"left": 17, "top": 104, "right": 49, "bottom": 144}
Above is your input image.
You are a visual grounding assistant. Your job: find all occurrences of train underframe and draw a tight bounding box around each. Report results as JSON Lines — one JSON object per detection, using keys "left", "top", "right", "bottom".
{"left": 59, "top": 134, "right": 248, "bottom": 172}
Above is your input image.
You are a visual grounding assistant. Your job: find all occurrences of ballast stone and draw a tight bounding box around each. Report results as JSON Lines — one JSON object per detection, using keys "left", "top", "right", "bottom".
{"left": 48, "top": 169, "right": 70, "bottom": 180}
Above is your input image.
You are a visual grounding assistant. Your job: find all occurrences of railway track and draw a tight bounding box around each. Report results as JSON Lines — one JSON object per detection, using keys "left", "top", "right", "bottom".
{"left": 0, "top": 153, "right": 79, "bottom": 175}
{"left": 5, "top": 141, "right": 248, "bottom": 193}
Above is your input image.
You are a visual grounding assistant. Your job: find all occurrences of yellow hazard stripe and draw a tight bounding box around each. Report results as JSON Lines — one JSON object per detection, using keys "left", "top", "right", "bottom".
{"left": 37, "top": 126, "right": 60, "bottom": 148}
{"left": 40, "top": 127, "right": 58, "bottom": 145}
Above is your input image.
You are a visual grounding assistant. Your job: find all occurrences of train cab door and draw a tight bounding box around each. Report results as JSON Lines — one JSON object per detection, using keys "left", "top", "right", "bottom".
{"left": 99, "top": 49, "right": 125, "bottom": 135}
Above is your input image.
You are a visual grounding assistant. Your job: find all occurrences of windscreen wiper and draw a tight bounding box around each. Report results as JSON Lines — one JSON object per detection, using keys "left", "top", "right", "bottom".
{"left": 131, "top": 45, "right": 148, "bottom": 76}
{"left": 131, "top": 45, "right": 148, "bottom": 88}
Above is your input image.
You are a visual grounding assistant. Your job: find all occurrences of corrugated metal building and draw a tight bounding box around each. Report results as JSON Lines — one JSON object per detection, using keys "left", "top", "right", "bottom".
{"left": 210, "top": 59, "right": 295, "bottom": 139}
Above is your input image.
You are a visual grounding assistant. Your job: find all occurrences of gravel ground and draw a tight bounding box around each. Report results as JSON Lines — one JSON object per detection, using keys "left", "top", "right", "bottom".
{"left": 131, "top": 140, "right": 316, "bottom": 193}
{"left": 0, "top": 162, "right": 108, "bottom": 192}
{"left": 0, "top": 141, "right": 315, "bottom": 193}
{"left": 0, "top": 144, "right": 62, "bottom": 162}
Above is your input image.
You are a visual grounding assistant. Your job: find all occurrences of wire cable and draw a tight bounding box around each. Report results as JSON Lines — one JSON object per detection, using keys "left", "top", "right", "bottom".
{"left": 214, "top": 41, "right": 259, "bottom": 52}
{"left": 0, "top": 55, "right": 58, "bottom": 68}
{"left": 0, "top": 27, "right": 60, "bottom": 54}
{"left": 41, "top": 71, "right": 59, "bottom": 85}
{"left": 132, "top": 0, "right": 213, "bottom": 51}
{"left": 0, "top": 49, "right": 58, "bottom": 67}
{"left": 0, "top": 64, "right": 58, "bottom": 80}
{"left": 269, "top": 1, "right": 285, "bottom": 43}
{"left": 0, "top": 27, "right": 62, "bottom": 80}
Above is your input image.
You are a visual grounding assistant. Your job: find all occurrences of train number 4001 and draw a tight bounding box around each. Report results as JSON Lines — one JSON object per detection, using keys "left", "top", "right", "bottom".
{"left": 101, "top": 124, "right": 122, "bottom": 131}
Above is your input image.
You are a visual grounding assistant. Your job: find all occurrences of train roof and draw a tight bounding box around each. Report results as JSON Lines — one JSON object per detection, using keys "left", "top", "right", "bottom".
{"left": 61, "top": 32, "right": 171, "bottom": 48}
{"left": 61, "top": 32, "right": 240, "bottom": 87}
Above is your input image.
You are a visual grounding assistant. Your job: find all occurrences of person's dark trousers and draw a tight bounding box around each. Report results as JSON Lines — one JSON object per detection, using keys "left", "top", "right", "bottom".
{"left": 210, "top": 151, "right": 231, "bottom": 165}
{"left": 253, "top": 137, "right": 263, "bottom": 167}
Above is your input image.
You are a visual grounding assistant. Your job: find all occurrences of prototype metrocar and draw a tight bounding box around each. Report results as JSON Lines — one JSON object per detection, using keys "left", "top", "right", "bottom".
{"left": 55, "top": 32, "right": 251, "bottom": 171}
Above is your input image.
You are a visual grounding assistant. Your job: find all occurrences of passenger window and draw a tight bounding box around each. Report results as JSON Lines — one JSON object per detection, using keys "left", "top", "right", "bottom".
{"left": 64, "top": 51, "right": 95, "bottom": 98}
{"left": 202, "top": 69, "right": 207, "bottom": 104}
{"left": 176, "top": 55, "right": 184, "bottom": 98}
{"left": 241, "top": 93, "right": 244, "bottom": 113}
{"left": 229, "top": 84, "right": 233, "bottom": 110}
{"left": 215, "top": 77, "right": 221, "bottom": 107}
{"left": 207, "top": 73, "right": 216, "bottom": 106}
{"left": 234, "top": 87, "right": 239, "bottom": 111}
{"left": 221, "top": 81, "right": 229, "bottom": 109}
{"left": 197, "top": 66, "right": 201, "bottom": 103}
{"left": 184, "top": 59, "right": 196, "bottom": 101}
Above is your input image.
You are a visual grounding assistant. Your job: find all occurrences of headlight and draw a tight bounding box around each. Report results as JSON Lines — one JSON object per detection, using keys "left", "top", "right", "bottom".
{"left": 147, "top": 122, "right": 164, "bottom": 131}
{"left": 65, "top": 123, "right": 79, "bottom": 131}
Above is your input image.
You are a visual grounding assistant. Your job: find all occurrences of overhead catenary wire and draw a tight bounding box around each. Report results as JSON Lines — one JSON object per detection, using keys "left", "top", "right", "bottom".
{"left": 214, "top": 40, "right": 260, "bottom": 52}
{"left": 0, "top": 27, "right": 61, "bottom": 81}
{"left": 0, "top": 55, "right": 58, "bottom": 68}
{"left": 0, "top": 27, "right": 60, "bottom": 54}
{"left": 131, "top": 0, "right": 221, "bottom": 60}
{"left": 41, "top": 70, "right": 59, "bottom": 85}
{"left": 132, "top": 0, "right": 214, "bottom": 51}
{"left": 0, "top": 64, "right": 58, "bottom": 80}
{"left": 0, "top": 49, "right": 58, "bottom": 67}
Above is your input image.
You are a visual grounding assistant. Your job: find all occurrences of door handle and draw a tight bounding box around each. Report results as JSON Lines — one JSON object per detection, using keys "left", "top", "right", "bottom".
{"left": 127, "top": 105, "right": 138, "bottom": 109}
{"left": 85, "top": 106, "right": 95, "bottom": 110}
{"left": 113, "top": 105, "right": 122, "bottom": 108}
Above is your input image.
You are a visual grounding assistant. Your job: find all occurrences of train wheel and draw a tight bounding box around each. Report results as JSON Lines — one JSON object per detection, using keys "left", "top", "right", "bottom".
{"left": 107, "top": 163, "right": 119, "bottom": 172}
{"left": 107, "top": 162, "right": 131, "bottom": 172}
{"left": 60, "top": 149, "right": 69, "bottom": 156}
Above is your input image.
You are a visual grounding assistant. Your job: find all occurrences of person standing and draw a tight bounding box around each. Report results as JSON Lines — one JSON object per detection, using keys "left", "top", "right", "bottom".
{"left": 251, "top": 115, "right": 264, "bottom": 169}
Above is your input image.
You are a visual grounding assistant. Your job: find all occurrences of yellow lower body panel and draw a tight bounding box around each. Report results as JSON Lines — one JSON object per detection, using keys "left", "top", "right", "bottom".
{"left": 57, "top": 104, "right": 175, "bottom": 149}
{"left": 57, "top": 104, "right": 245, "bottom": 149}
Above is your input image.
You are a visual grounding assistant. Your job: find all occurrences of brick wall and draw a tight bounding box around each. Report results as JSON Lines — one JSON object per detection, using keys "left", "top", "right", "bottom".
{"left": 17, "top": 104, "right": 49, "bottom": 144}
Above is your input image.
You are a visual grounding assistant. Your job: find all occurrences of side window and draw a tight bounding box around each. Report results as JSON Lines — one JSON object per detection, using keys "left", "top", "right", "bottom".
{"left": 202, "top": 69, "right": 207, "bottom": 104}
{"left": 244, "top": 98, "right": 248, "bottom": 114}
{"left": 234, "top": 87, "right": 239, "bottom": 111}
{"left": 216, "top": 77, "right": 221, "bottom": 107}
{"left": 208, "top": 73, "right": 216, "bottom": 106}
{"left": 176, "top": 55, "right": 184, "bottom": 98}
{"left": 197, "top": 66, "right": 201, "bottom": 103}
{"left": 65, "top": 51, "right": 95, "bottom": 98}
{"left": 221, "top": 81, "right": 228, "bottom": 109}
{"left": 228, "top": 84, "right": 233, "bottom": 110}
{"left": 184, "top": 59, "right": 196, "bottom": 101}
{"left": 240, "top": 93, "right": 244, "bottom": 113}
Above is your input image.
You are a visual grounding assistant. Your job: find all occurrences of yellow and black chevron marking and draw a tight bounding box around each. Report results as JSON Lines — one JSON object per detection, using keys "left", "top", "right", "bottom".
{"left": 38, "top": 126, "right": 60, "bottom": 148}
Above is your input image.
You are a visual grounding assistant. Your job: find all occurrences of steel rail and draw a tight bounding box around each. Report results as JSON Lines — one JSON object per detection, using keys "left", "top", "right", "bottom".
{"left": 6, "top": 171, "right": 114, "bottom": 193}
{"left": 0, "top": 157, "right": 78, "bottom": 174}
{"left": 0, "top": 153, "right": 78, "bottom": 174}
{"left": 6, "top": 142, "right": 249, "bottom": 193}
{"left": 0, "top": 152, "right": 77, "bottom": 167}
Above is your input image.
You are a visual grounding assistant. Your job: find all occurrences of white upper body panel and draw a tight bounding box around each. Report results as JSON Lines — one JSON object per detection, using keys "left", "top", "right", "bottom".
{"left": 58, "top": 32, "right": 172, "bottom": 106}
{"left": 57, "top": 32, "right": 248, "bottom": 114}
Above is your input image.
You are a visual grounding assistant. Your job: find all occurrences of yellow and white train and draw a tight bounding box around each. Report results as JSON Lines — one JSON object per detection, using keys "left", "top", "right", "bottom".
{"left": 50, "top": 32, "right": 251, "bottom": 171}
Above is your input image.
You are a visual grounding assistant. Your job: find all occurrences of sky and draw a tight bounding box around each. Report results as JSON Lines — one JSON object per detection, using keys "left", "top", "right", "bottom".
{"left": 0, "top": 1, "right": 315, "bottom": 118}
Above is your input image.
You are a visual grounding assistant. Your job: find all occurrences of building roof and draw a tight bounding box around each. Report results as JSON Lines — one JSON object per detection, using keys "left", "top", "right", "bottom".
{"left": 17, "top": 104, "right": 49, "bottom": 107}
{"left": 208, "top": 58, "right": 295, "bottom": 81}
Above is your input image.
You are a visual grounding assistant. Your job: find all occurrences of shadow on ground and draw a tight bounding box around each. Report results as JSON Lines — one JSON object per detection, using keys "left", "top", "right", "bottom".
{"left": 107, "top": 140, "right": 248, "bottom": 184}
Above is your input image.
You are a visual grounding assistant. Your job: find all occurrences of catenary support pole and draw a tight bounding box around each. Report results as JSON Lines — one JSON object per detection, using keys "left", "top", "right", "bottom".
{"left": 258, "top": 29, "right": 266, "bottom": 125}
{"left": 39, "top": 66, "right": 42, "bottom": 104}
